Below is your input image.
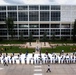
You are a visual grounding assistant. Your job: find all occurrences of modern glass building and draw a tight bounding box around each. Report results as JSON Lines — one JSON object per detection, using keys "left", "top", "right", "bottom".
{"left": 0, "top": 5, "right": 76, "bottom": 40}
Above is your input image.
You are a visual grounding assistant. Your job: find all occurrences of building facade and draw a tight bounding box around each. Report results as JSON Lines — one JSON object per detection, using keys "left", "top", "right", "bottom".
{"left": 0, "top": 5, "right": 76, "bottom": 40}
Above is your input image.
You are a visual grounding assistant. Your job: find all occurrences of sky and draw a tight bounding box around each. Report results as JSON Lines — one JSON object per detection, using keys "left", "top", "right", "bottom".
{"left": 0, "top": 0, "right": 76, "bottom": 5}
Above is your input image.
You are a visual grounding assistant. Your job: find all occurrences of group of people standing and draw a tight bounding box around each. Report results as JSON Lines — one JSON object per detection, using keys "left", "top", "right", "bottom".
{"left": 0, "top": 52, "right": 76, "bottom": 65}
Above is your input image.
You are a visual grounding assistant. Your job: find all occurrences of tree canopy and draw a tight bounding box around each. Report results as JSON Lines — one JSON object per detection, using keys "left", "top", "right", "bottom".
{"left": 5, "top": 18, "right": 14, "bottom": 40}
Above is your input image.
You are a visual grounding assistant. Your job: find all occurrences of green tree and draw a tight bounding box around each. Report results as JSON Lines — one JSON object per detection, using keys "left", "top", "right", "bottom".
{"left": 43, "top": 31, "right": 47, "bottom": 46}
{"left": 73, "top": 19, "right": 76, "bottom": 42}
{"left": 28, "top": 32, "right": 33, "bottom": 46}
{"left": 51, "top": 32, "right": 55, "bottom": 41}
{"left": 19, "top": 30, "right": 24, "bottom": 41}
{"left": 5, "top": 18, "right": 14, "bottom": 40}
{"left": 0, "top": 31, "right": 3, "bottom": 41}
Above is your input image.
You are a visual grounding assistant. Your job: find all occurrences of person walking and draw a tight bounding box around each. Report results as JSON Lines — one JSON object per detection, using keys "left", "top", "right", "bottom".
{"left": 46, "top": 64, "right": 51, "bottom": 72}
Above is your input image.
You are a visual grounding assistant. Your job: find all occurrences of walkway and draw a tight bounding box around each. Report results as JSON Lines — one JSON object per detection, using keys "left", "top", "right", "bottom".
{"left": 0, "top": 64, "right": 76, "bottom": 75}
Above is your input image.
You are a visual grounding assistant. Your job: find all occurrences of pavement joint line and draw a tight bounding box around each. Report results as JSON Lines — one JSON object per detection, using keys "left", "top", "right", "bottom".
{"left": 33, "top": 73, "right": 42, "bottom": 75}
{"left": 34, "top": 69, "right": 42, "bottom": 71}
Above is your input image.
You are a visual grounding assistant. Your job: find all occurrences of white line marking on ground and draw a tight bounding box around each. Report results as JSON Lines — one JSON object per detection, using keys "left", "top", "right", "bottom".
{"left": 34, "top": 66, "right": 41, "bottom": 68}
{"left": 34, "top": 69, "right": 42, "bottom": 71}
{"left": 33, "top": 73, "right": 42, "bottom": 75}
{"left": 0, "top": 68, "right": 4, "bottom": 70}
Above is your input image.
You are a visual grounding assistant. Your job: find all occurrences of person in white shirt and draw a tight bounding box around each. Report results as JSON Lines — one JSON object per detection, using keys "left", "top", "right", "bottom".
{"left": 3, "top": 57, "right": 8, "bottom": 66}
{"left": 46, "top": 64, "right": 51, "bottom": 72}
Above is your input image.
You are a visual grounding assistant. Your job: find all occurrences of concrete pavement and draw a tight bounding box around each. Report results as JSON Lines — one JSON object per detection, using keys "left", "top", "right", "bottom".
{"left": 0, "top": 64, "right": 76, "bottom": 75}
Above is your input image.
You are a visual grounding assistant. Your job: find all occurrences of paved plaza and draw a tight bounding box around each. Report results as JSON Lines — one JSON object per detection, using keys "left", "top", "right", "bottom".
{"left": 0, "top": 64, "right": 76, "bottom": 75}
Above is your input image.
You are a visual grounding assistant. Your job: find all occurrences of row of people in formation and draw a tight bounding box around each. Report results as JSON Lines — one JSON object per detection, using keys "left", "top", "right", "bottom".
{"left": 0, "top": 53, "right": 76, "bottom": 65}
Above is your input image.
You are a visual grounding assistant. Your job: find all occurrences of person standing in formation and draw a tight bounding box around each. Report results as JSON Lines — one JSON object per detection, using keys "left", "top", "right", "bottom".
{"left": 3, "top": 57, "right": 8, "bottom": 66}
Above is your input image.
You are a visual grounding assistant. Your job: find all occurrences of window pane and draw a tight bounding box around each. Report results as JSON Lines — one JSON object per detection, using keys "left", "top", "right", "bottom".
{"left": 18, "top": 6, "right": 28, "bottom": 10}
{"left": 19, "top": 30, "right": 28, "bottom": 35}
{"left": 29, "top": 5, "right": 39, "bottom": 10}
{"left": 51, "top": 24, "right": 60, "bottom": 28}
{"left": 61, "top": 24, "right": 70, "bottom": 28}
{"left": 18, "top": 12, "right": 28, "bottom": 21}
{"left": 61, "top": 29, "right": 70, "bottom": 35}
{"left": 40, "top": 11, "right": 49, "bottom": 21}
{"left": 0, "top": 6, "right": 6, "bottom": 10}
{"left": 40, "top": 29, "right": 49, "bottom": 35}
{"left": 19, "top": 24, "right": 28, "bottom": 28}
{"left": 29, "top": 11, "right": 39, "bottom": 21}
{"left": 8, "top": 12, "right": 17, "bottom": 21}
{"left": 29, "top": 24, "right": 39, "bottom": 28}
{"left": 51, "top": 5, "right": 60, "bottom": 10}
{"left": 0, "top": 12, "right": 6, "bottom": 21}
{"left": 40, "top": 24, "right": 49, "bottom": 28}
{"left": 51, "top": 29, "right": 60, "bottom": 35}
{"left": 29, "top": 29, "right": 39, "bottom": 35}
{"left": 51, "top": 11, "right": 60, "bottom": 21}
{"left": 0, "top": 24, "right": 7, "bottom": 28}
{"left": 40, "top": 5, "right": 49, "bottom": 10}
{"left": 7, "top": 6, "right": 17, "bottom": 10}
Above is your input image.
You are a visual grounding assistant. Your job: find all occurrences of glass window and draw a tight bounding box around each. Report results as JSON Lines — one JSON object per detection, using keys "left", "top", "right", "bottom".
{"left": 29, "top": 29, "right": 39, "bottom": 35}
{"left": 0, "top": 6, "right": 6, "bottom": 10}
{"left": 29, "top": 24, "right": 39, "bottom": 28}
{"left": 0, "top": 24, "right": 7, "bottom": 28}
{"left": 18, "top": 12, "right": 28, "bottom": 21}
{"left": 51, "top": 5, "right": 60, "bottom": 10}
{"left": 71, "top": 29, "right": 73, "bottom": 35}
{"left": 29, "top": 11, "right": 39, "bottom": 21}
{"left": 13, "top": 30, "right": 17, "bottom": 35}
{"left": 13, "top": 24, "right": 17, "bottom": 28}
{"left": 40, "top": 24, "right": 49, "bottom": 28}
{"left": 19, "top": 30, "right": 28, "bottom": 35}
{"left": 51, "top": 11, "right": 60, "bottom": 21}
{"left": 51, "top": 29, "right": 60, "bottom": 35}
{"left": 40, "top": 29, "right": 49, "bottom": 35}
{"left": 61, "top": 29, "right": 70, "bottom": 35}
{"left": 18, "top": 6, "right": 28, "bottom": 10}
{"left": 0, "top": 30, "right": 7, "bottom": 35}
{"left": 0, "top": 12, "right": 6, "bottom": 21}
{"left": 51, "top": 24, "right": 60, "bottom": 28}
{"left": 40, "top": 5, "right": 49, "bottom": 10}
{"left": 29, "top": 5, "right": 39, "bottom": 10}
{"left": 7, "top": 6, "right": 17, "bottom": 10}
{"left": 8, "top": 12, "right": 17, "bottom": 21}
{"left": 40, "top": 11, "right": 49, "bottom": 21}
{"left": 19, "top": 24, "right": 28, "bottom": 28}
{"left": 61, "top": 24, "right": 70, "bottom": 28}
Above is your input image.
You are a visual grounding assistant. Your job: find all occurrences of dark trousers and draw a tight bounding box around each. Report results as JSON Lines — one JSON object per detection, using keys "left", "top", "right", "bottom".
{"left": 14, "top": 60, "right": 16, "bottom": 64}
{"left": 46, "top": 68, "right": 51, "bottom": 72}
{"left": 11, "top": 60, "right": 13, "bottom": 64}
{"left": 0, "top": 60, "right": 1, "bottom": 64}
{"left": 20, "top": 60, "right": 21, "bottom": 64}
{"left": 4, "top": 62, "right": 8, "bottom": 66}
